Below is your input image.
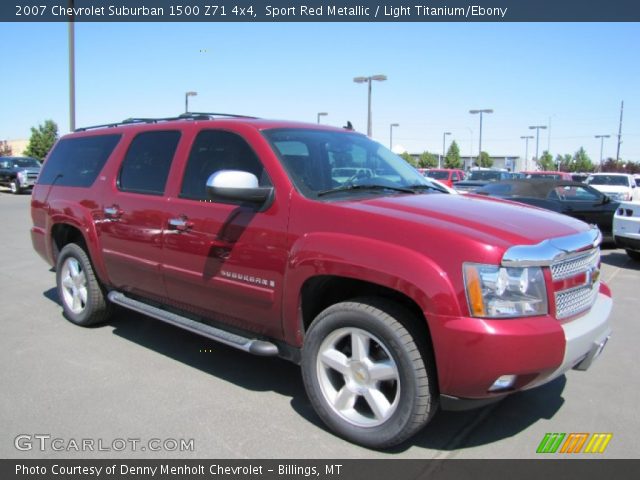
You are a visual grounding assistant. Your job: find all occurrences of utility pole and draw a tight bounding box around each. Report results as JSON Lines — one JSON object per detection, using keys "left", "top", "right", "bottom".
{"left": 616, "top": 100, "right": 624, "bottom": 161}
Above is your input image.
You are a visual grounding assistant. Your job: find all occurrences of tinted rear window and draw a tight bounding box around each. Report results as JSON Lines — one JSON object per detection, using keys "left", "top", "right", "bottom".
{"left": 38, "top": 135, "right": 121, "bottom": 187}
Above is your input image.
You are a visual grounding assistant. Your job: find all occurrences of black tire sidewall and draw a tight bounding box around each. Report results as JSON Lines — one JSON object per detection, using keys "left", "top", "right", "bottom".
{"left": 55, "top": 244, "right": 103, "bottom": 326}
{"left": 302, "top": 302, "right": 427, "bottom": 448}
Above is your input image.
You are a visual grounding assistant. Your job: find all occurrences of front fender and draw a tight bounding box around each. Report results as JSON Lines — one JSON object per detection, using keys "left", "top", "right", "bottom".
{"left": 282, "top": 232, "right": 461, "bottom": 345}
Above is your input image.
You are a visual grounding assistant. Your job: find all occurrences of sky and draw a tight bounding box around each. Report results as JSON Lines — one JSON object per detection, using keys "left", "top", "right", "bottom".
{"left": 1, "top": 21, "right": 639, "bottom": 165}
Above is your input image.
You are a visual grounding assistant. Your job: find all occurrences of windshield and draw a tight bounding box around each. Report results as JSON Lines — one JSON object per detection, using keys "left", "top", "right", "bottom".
{"left": 426, "top": 170, "right": 449, "bottom": 180}
{"left": 262, "top": 129, "right": 436, "bottom": 199}
{"left": 5, "top": 158, "right": 40, "bottom": 168}
{"left": 468, "top": 170, "right": 503, "bottom": 181}
{"left": 587, "top": 175, "right": 629, "bottom": 186}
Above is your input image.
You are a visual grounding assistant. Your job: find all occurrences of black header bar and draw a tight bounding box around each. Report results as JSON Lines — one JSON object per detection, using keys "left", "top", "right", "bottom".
{"left": 2, "top": 0, "right": 640, "bottom": 22}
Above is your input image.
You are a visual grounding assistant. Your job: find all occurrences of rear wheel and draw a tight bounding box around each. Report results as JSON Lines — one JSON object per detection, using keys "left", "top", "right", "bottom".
{"left": 301, "top": 298, "right": 436, "bottom": 448}
{"left": 626, "top": 249, "right": 640, "bottom": 262}
{"left": 56, "top": 243, "right": 111, "bottom": 326}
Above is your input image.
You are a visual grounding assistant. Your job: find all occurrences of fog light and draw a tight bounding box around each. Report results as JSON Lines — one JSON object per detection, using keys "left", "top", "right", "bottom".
{"left": 488, "top": 374, "right": 517, "bottom": 392}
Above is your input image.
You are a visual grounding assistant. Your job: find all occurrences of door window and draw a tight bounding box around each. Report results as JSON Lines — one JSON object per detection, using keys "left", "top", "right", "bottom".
{"left": 118, "top": 131, "right": 181, "bottom": 195}
{"left": 180, "top": 130, "right": 270, "bottom": 201}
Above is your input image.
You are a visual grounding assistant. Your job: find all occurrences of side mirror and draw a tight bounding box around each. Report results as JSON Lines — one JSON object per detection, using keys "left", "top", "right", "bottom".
{"left": 206, "top": 170, "right": 273, "bottom": 206}
{"left": 601, "top": 195, "right": 611, "bottom": 204}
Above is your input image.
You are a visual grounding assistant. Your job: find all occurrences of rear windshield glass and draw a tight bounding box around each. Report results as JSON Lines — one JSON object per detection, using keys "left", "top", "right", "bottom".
{"left": 38, "top": 135, "right": 121, "bottom": 187}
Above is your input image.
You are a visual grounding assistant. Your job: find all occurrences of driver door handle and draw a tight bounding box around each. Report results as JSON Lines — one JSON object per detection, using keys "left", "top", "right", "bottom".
{"left": 168, "top": 217, "right": 193, "bottom": 232}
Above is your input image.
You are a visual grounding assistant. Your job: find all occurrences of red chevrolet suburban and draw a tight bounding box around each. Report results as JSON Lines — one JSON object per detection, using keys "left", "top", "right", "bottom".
{"left": 31, "top": 114, "right": 612, "bottom": 448}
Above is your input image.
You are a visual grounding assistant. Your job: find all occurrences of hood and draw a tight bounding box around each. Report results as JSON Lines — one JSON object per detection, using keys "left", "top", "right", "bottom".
{"left": 340, "top": 192, "right": 589, "bottom": 250}
{"left": 591, "top": 185, "right": 631, "bottom": 194}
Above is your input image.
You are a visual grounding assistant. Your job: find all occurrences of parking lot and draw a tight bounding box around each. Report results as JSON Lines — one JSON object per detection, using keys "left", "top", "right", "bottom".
{"left": 1, "top": 190, "right": 639, "bottom": 459}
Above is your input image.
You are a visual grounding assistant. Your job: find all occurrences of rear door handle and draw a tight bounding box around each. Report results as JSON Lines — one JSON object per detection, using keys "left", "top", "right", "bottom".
{"left": 168, "top": 217, "right": 193, "bottom": 232}
{"left": 104, "top": 205, "right": 123, "bottom": 219}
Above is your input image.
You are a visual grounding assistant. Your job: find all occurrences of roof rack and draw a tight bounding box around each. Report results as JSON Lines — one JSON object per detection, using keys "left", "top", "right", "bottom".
{"left": 74, "top": 112, "right": 258, "bottom": 132}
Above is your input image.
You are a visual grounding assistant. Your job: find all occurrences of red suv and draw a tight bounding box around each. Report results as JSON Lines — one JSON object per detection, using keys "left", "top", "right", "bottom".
{"left": 31, "top": 114, "right": 612, "bottom": 448}
{"left": 424, "top": 168, "right": 466, "bottom": 188}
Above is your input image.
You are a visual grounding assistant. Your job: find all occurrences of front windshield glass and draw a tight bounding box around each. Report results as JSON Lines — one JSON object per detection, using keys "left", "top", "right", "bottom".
{"left": 468, "top": 170, "right": 502, "bottom": 181}
{"left": 587, "top": 175, "right": 628, "bottom": 186}
{"left": 426, "top": 170, "right": 449, "bottom": 180}
{"left": 262, "top": 128, "right": 437, "bottom": 199}
{"left": 11, "top": 158, "right": 40, "bottom": 168}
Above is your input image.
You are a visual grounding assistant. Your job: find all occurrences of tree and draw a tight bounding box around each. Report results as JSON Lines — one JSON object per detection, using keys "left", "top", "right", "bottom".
{"left": 418, "top": 151, "right": 437, "bottom": 168}
{"left": 24, "top": 120, "right": 58, "bottom": 161}
{"left": 536, "top": 150, "right": 555, "bottom": 171}
{"left": 400, "top": 151, "right": 417, "bottom": 167}
{"left": 572, "top": 147, "right": 594, "bottom": 172}
{"left": 555, "top": 154, "right": 572, "bottom": 172}
{"left": 477, "top": 151, "right": 493, "bottom": 168}
{"left": 0, "top": 141, "right": 12, "bottom": 157}
{"left": 444, "top": 140, "right": 461, "bottom": 169}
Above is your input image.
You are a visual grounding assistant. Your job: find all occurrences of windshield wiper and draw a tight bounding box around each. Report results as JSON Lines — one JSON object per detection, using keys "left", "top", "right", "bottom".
{"left": 317, "top": 184, "right": 417, "bottom": 197}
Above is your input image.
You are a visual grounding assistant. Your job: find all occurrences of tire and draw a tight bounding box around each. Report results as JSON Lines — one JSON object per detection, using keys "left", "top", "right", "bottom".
{"left": 626, "top": 249, "right": 640, "bottom": 262}
{"left": 301, "top": 298, "right": 436, "bottom": 448}
{"left": 10, "top": 180, "right": 22, "bottom": 194}
{"left": 55, "top": 243, "right": 111, "bottom": 326}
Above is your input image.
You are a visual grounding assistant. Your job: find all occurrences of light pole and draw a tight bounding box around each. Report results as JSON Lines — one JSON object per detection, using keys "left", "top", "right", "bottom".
{"left": 389, "top": 123, "right": 399, "bottom": 150}
{"left": 185, "top": 91, "right": 197, "bottom": 114}
{"left": 595, "top": 134, "right": 610, "bottom": 169}
{"left": 529, "top": 125, "right": 547, "bottom": 163}
{"left": 441, "top": 131, "right": 451, "bottom": 168}
{"left": 317, "top": 112, "right": 328, "bottom": 124}
{"left": 354, "top": 74, "right": 387, "bottom": 137}
{"left": 68, "top": 0, "right": 75, "bottom": 131}
{"left": 520, "top": 135, "right": 534, "bottom": 171}
{"left": 469, "top": 109, "right": 493, "bottom": 163}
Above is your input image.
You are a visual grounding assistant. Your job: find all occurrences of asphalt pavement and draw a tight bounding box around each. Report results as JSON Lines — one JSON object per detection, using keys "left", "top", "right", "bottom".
{"left": 1, "top": 191, "right": 638, "bottom": 459}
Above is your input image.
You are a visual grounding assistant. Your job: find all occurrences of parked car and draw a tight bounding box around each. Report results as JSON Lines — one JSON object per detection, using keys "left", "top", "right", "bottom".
{"left": 571, "top": 173, "right": 590, "bottom": 183}
{"left": 522, "top": 170, "right": 573, "bottom": 180}
{"left": 453, "top": 169, "right": 513, "bottom": 193}
{"left": 586, "top": 172, "right": 639, "bottom": 202}
{"left": 613, "top": 201, "right": 640, "bottom": 261}
{"left": 0, "top": 156, "right": 41, "bottom": 194}
{"left": 423, "top": 168, "right": 466, "bottom": 188}
{"left": 30, "top": 114, "right": 611, "bottom": 448}
{"left": 475, "top": 179, "right": 619, "bottom": 240}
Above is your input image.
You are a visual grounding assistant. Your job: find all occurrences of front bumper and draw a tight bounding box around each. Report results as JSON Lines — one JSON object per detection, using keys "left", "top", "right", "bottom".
{"left": 434, "top": 290, "right": 612, "bottom": 409}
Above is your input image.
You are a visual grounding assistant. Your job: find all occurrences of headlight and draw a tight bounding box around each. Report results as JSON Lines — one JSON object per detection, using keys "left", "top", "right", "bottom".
{"left": 17, "top": 170, "right": 27, "bottom": 181}
{"left": 463, "top": 263, "right": 548, "bottom": 318}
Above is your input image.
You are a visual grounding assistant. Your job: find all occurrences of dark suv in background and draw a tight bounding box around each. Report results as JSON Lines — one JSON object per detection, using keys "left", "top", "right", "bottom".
{"left": 0, "top": 156, "right": 41, "bottom": 194}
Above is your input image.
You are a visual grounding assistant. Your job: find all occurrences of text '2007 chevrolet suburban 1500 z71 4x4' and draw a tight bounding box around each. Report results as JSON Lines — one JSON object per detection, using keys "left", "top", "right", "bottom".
{"left": 31, "top": 114, "right": 612, "bottom": 448}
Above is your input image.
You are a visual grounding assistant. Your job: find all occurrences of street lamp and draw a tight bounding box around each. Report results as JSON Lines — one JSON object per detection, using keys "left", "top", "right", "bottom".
{"left": 529, "top": 125, "right": 547, "bottom": 163}
{"left": 317, "top": 112, "right": 328, "bottom": 124}
{"left": 595, "top": 134, "right": 610, "bottom": 169}
{"left": 441, "top": 132, "right": 451, "bottom": 168}
{"left": 354, "top": 74, "right": 387, "bottom": 137}
{"left": 520, "top": 135, "right": 534, "bottom": 171}
{"left": 469, "top": 109, "right": 493, "bottom": 163}
{"left": 389, "top": 123, "right": 399, "bottom": 150}
{"left": 185, "top": 91, "right": 197, "bottom": 114}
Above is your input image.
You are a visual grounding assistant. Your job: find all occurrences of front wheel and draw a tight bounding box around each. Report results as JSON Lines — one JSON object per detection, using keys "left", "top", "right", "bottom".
{"left": 10, "top": 180, "right": 22, "bottom": 194}
{"left": 301, "top": 298, "right": 436, "bottom": 448}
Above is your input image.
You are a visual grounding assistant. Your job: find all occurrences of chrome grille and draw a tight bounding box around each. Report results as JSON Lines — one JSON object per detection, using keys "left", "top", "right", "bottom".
{"left": 551, "top": 248, "right": 600, "bottom": 319}
{"left": 550, "top": 249, "right": 599, "bottom": 280}
{"left": 555, "top": 284, "right": 600, "bottom": 320}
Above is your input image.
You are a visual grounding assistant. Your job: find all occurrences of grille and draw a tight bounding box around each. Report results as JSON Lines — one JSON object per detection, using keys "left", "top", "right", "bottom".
{"left": 555, "top": 284, "right": 599, "bottom": 320}
{"left": 551, "top": 248, "right": 600, "bottom": 319}
{"left": 550, "top": 249, "right": 600, "bottom": 280}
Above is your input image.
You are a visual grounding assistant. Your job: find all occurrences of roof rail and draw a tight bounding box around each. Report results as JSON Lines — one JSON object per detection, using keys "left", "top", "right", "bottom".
{"left": 74, "top": 112, "right": 258, "bottom": 132}
{"left": 178, "top": 112, "right": 258, "bottom": 119}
